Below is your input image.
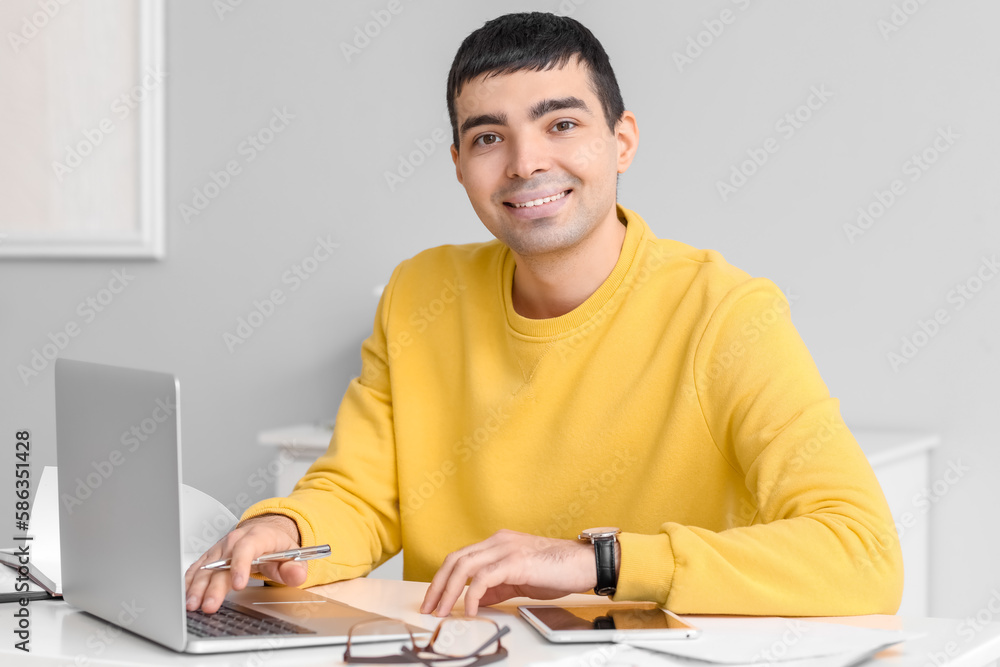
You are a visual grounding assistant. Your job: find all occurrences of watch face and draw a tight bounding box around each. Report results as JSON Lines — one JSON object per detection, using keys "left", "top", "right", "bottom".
{"left": 582, "top": 527, "right": 620, "bottom": 539}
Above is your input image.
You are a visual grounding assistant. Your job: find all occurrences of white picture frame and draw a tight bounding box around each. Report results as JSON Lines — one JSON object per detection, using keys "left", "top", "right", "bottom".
{"left": 0, "top": 0, "right": 165, "bottom": 259}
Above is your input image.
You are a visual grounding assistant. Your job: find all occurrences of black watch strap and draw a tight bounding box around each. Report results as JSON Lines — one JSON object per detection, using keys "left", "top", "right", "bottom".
{"left": 593, "top": 537, "right": 617, "bottom": 596}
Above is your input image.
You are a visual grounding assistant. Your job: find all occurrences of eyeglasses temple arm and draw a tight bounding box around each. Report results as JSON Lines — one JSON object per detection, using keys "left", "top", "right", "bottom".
{"left": 466, "top": 624, "right": 511, "bottom": 656}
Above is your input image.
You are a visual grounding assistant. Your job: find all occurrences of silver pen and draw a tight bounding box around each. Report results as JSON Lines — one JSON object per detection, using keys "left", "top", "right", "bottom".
{"left": 200, "top": 544, "right": 331, "bottom": 570}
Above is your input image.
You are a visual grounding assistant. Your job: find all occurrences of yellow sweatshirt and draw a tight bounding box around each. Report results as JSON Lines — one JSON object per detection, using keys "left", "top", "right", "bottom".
{"left": 243, "top": 205, "right": 903, "bottom": 615}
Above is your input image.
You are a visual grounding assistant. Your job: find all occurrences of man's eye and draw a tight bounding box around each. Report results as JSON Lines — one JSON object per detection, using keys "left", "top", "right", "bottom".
{"left": 474, "top": 133, "right": 501, "bottom": 146}
{"left": 554, "top": 120, "right": 576, "bottom": 132}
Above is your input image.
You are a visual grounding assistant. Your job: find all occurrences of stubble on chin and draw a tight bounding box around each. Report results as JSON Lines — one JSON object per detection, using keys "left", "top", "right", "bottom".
{"left": 496, "top": 210, "right": 598, "bottom": 260}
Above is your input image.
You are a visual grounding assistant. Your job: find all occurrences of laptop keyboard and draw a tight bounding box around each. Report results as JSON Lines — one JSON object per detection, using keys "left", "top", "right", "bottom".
{"left": 187, "top": 601, "right": 316, "bottom": 638}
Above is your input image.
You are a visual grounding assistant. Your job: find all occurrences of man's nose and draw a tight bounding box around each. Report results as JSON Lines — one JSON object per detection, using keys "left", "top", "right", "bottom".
{"left": 506, "top": 133, "right": 551, "bottom": 179}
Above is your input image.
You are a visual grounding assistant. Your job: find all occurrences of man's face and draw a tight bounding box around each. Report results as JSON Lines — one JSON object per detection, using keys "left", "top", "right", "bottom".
{"left": 450, "top": 58, "right": 635, "bottom": 259}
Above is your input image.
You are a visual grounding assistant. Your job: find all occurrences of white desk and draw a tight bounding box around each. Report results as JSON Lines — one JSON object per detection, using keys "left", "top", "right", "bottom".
{"left": 2, "top": 579, "right": 998, "bottom": 666}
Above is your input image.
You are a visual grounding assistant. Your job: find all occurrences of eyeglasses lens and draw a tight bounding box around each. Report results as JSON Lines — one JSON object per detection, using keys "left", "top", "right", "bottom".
{"left": 347, "top": 620, "right": 414, "bottom": 660}
{"left": 430, "top": 619, "right": 501, "bottom": 658}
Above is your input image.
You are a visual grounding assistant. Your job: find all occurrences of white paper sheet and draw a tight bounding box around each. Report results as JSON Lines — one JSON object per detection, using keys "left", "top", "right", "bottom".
{"left": 526, "top": 642, "right": 892, "bottom": 667}
{"left": 628, "top": 617, "right": 916, "bottom": 664}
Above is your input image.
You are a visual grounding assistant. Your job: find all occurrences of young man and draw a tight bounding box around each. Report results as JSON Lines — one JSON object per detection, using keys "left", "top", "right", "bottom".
{"left": 186, "top": 12, "right": 902, "bottom": 618}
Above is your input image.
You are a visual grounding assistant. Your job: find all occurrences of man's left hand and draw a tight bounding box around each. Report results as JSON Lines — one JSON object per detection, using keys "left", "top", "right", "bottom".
{"left": 420, "top": 529, "right": 597, "bottom": 616}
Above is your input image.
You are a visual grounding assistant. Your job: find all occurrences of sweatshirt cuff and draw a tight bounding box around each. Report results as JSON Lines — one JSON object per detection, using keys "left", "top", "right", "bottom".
{"left": 239, "top": 498, "right": 319, "bottom": 586}
{"left": 613, "top": 532, "right": 675, "bottom": 605}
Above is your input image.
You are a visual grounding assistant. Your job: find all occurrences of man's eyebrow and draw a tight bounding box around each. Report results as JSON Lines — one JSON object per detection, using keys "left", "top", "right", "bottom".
{"left": 529, "top": 96, "right": 591, "bottom": 121}
{"left": 459, "top": 112, "right": 508, "bottom": 140}
{"left": 458, "top": 97, "right": 592, "bottom": 141}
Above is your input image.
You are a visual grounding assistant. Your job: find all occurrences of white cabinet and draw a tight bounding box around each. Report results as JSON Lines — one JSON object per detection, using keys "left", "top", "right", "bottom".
{"left": 259, "top": 425, "right": 939, "bottom": 607}
{"left": 854, "top": 430, "right": 939, "bottom": 617}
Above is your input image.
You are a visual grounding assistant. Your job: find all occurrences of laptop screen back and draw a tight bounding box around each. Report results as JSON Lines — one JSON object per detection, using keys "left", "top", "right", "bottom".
{"left": 55, "top": 358, "right": 188, "bottom": 651}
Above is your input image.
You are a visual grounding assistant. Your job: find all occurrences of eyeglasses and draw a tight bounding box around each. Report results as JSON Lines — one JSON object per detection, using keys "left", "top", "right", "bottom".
{"left": 344, "top": 616, "right": 510, "bottom": 665}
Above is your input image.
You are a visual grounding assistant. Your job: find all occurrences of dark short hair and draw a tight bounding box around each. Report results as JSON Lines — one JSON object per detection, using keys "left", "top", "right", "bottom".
{"left": 446, "top": 12, "right": 625, "bottom": 149}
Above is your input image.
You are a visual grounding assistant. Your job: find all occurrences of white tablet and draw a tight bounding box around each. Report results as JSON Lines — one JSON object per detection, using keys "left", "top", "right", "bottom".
{"left": 518, "top": 603, "right": 700, "bottom": 643}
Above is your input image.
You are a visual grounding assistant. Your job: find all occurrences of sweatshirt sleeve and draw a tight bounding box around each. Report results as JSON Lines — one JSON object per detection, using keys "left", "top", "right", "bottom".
{"left": 240, "top": 264, "right": 404, "bottom": 588}
{"left": 614, "top": 277, "right": 903, "bottom": 615}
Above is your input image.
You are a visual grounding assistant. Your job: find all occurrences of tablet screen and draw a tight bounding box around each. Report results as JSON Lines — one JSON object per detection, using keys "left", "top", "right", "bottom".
{"left": 524, "top": 604, "right": 691, "bottom": 631}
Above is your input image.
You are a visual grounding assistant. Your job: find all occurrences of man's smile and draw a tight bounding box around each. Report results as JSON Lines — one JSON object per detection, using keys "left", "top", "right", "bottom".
{"left": 502, "top": 189, "right": 573, "bottom": 219}
{"left": 504, "top": 189, "right": 572, "bottom": 208}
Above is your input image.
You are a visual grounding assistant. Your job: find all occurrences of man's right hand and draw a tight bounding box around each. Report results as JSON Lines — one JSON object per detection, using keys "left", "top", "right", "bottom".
{"left": 184, "top": 514, "right": 307, "bottom": 613}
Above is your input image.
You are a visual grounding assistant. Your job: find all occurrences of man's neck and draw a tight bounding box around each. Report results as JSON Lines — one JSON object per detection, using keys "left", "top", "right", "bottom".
{"left": 510, "top": 211, "right": 628, "bottom": 320}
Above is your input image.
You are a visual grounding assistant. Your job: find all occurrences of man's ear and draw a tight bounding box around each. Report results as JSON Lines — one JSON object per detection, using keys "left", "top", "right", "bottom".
{"left": 451, "top": 144, "right": 464, "bottom": 185}
{"left": 614, "top": 111, "right": 639, "bottom": 174}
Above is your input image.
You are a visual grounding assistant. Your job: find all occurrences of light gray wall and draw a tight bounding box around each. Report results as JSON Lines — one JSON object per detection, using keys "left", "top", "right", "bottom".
{"left": 2, "top": 0, "right": 997, "bottom": 619}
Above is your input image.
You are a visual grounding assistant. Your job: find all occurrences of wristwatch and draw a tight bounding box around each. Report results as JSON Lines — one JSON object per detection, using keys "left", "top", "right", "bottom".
{"left": 578, "top": 527, "right": 621, "bottom": 596}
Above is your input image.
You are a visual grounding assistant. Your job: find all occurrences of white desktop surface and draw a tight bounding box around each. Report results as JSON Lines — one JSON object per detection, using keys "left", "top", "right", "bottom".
{"left": 2, "top": 578, "right": 999, "bottom": 666}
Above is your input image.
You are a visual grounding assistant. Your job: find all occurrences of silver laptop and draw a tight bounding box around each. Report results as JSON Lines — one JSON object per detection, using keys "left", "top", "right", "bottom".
{"left": 54, "top": 358, "right": 425, "bottom": 654}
